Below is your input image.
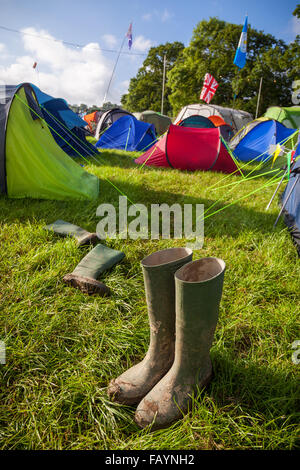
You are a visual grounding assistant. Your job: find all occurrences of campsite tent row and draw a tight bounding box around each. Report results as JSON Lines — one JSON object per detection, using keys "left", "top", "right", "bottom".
{"left": 92, "top": 103, "right": 256, "bottom": 148}
{"left": 134, "top": 113, "right": 298, "bottom": 172}
{"left": 95, "top": 108, "right": 172, "bottom": 139}
{"left": 95, "top": 111, "right": 236, "bottom": 154}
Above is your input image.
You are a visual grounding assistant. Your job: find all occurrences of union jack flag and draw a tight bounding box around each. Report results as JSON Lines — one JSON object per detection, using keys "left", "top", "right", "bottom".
{"left": 200, "top": 73, "right": 219, "bottom": 104}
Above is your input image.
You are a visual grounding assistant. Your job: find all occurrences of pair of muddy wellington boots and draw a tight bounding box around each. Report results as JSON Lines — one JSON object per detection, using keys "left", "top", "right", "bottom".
{"left": 108, "top": 247, "right": 225, "bottom": 430}
{"left": 44, "top": 220, "right": 125, "bottom": 296}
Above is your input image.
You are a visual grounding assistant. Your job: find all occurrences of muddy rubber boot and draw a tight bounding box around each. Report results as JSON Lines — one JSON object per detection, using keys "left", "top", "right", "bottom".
{"left": 107, "top": 247, "right": 193, "bottom": 405}
{"left": 135, "top": 257, "right": 225, "bottom": 429}
{"left": 63, "top": 244, "right": 125, "bottom": 296}
{"left": 45, "top": 219, "right": 99, "bottom": 246}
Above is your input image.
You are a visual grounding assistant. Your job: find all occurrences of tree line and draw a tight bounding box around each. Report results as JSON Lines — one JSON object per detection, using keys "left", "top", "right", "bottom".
{"left": 121, "top": 11, "right": 300, "bottom": 118}
{"left": 69, "top": 101, "right": 119, "bottom": 115}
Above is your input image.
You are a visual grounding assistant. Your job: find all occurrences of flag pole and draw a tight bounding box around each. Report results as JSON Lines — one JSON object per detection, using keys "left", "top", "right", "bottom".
{"left": 233, "top": 14, "right": 248, "bottom": 107}
{"left": 102, "top": 35, "right": 126, "bottom": 106}
{"left": 161, "top": 54, "right": 167, "bottom": 115}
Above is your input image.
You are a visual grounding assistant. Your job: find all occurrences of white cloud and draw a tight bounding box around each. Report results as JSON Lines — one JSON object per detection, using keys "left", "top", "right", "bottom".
{"left": 102, "top": 34, "right": 118, "bottom": 48}
{"left": 292, "top": 16, "right": 300, "bottom": 36}
{"left": 133, "top": 35, "right": 154, "bottom": 52}
{"left": 142, "top": 13, "right": 152, "bottom": 21}
{"left": 0, "top": 43, "right": 11, "bottom": 60}
{"left": 0, "top": 28, "right": 120, "bottom": 105}
{"left": 142, "top": 9, "right": 173, "bottom": 23}
{"left": 119, "top": 79, "right": 130, "bottom": 94}
{"left": 161, "top": 9, "right": 172, "bottom": 23}
{"left": 0, "top": 27, "right": 154, "bottom": 105}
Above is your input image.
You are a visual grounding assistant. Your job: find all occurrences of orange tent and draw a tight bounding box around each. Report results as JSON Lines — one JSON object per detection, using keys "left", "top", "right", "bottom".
{"left": 207, "top": 115, "right": 227, "bottom": 127}
{"left": 84, "top": 111, "right": 99, "bottom": 132}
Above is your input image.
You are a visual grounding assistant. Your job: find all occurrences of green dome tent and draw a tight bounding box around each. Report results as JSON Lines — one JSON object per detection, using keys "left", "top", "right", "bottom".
{"left": 263, "top": 106, "right": 300, "bottom": 129}
{"left": 0, "top": 83, "right": 99, "bottom": 200}
{"left": 133, "top": 110, "right": 172, "bottom": 136}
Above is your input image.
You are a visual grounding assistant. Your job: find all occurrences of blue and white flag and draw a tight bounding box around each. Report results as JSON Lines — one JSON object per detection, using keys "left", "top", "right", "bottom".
{"left": 234, "top": 16, "right": 248, "bottom": 69}
{"left": 126, "top": 23, "right": 133, "bottom": 50}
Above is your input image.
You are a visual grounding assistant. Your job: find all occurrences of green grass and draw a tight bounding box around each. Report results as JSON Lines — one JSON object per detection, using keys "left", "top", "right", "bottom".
{"left": 0, "top": 148, "right": 299, "bottom": 450}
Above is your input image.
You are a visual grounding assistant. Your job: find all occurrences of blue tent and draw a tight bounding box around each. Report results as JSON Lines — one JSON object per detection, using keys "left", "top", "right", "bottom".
{"left": 230, "top": 119, "right": 296, "bottom": 162}
{"left": 96, "top": 115, "right": 156, "bottom": 152}
{"left": 282, "top": 137, "right": 300, "bottom": 255}
{"left": 31, "top": 84, "right": 96, "bottom": 158}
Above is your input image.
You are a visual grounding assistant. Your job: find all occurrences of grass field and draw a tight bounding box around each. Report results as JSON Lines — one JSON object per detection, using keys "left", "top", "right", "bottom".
{"left": 0, "top": 147, "right": 299, "bottom": 450}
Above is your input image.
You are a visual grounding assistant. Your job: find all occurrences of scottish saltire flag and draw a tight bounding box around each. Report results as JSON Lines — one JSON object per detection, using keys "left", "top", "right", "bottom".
{"left": 200, "top": 73, "right": 219, "bottom": 104}
{"left": 234, "top": 16, "right": 248, "bottom": 69}
{"left": 126, "top": 23, "right": 133, "bottom": 50}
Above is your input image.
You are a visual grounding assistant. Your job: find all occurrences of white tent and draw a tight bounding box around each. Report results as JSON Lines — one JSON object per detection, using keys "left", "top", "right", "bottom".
{"left": 173, "top": 103, "right": 253, "bottom": 134}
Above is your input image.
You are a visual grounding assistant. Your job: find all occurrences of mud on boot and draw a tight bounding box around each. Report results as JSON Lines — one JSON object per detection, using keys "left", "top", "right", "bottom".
{"left": 135, "top": 257, "right": 225, "bottom": 429}
{"left": 108, "top": 247, "right": 193, "bottom": 406}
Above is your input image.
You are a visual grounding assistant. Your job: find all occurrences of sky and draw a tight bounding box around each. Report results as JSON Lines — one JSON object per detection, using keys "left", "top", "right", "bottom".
{"left": 0, "top": 0, "right": 299, "bottom": 106}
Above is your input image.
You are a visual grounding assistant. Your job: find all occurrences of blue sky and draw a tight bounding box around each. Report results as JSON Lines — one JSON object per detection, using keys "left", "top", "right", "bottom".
{"left": 0, "top": 0, "right": 299, "bottom": 106}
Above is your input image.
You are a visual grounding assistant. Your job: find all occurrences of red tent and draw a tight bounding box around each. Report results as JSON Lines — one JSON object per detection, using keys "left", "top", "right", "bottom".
{"left": 135, "top": 124, "right": 237, "bottom": 173}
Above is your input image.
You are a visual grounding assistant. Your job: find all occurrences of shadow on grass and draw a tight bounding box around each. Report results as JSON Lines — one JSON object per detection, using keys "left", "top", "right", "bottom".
{"left": 208, "top": 351, "right": 299, "bottom": 418}
{"left": 0, "top": 173, "right": 282, "bottom": 242}
{"left": 81, "top": 149, "right": 140, "bottom": 170}
{"left": 85, "top": 148, "right": 287, "bottom": 183}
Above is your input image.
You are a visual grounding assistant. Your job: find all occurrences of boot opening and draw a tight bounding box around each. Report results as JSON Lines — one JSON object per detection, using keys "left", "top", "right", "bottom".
{"left": 142, "top": 247, "right": 192, "bottom": 267}
{"left": 176, "top": 258, "right": 225, "bottom": 283}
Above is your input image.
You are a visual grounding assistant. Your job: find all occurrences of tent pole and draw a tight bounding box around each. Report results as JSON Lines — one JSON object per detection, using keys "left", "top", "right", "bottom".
{"left": 255, "top": 76, "right": 263, "bottom": 119}
{"left": 265, "top": 167, "right": 288, "bottom": 210}
{"left": 102, "top": 35, "right": 126, "bottom": 106}
{"left": 273, "top": 173, "right": 300, "bottom": 227}
{"left": 161, "top": 54, "right": 167, "bottom": 115}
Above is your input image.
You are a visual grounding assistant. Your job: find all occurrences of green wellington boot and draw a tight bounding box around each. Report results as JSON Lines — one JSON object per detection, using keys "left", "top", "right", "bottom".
{"left": 107, "top": 247, "right": 193, "bottom": 405}
{"left": 45, "top": 219, "right": 99, "bottom": 246}
{"left": 135, "top": 257, "right": 225, "bottom": 429}
{"left": 63, "top": 244, "right": 125, "bottom": 296}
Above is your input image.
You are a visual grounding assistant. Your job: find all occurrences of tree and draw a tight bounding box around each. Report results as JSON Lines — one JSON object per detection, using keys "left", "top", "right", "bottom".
{"left": 293, "top": 4, "right": 300, "bottom": 18}
{"left": 69, "top": 102, "right": 119, "bottom": 115}
{"left": 101, "top": 101, "right": 119, "bottom": 111}
{"left": 121, "top": 42, "right": 184, "bottom": 115}
{"left": 167, "top": 17, "right": 299, "bottom": 116}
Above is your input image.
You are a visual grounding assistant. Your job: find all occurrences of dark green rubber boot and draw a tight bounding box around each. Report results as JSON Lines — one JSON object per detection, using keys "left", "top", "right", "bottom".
{"left": 135, "top": 257, "right": 225, "bottom": 429}
{"left": 107, "top": 247, "right": 193, "bottom": 405}
{"left": 63, "top": 244, "right": 125, "bottom": 296}
{"left": 45, "top": 219, "right": 99, "bottom": 246}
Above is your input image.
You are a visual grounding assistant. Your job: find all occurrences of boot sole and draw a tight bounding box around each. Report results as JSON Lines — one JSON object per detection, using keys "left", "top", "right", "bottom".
{"left": 63, "top": 274, "right": 110, "bottom": 296}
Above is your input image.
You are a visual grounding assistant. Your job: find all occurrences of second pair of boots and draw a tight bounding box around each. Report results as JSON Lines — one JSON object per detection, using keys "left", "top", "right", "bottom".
{"left": 44, "top": 220, "right": 125, "bottom": 296}
{"left": 108, "top": 247, "right": 225, "bottom": 430}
